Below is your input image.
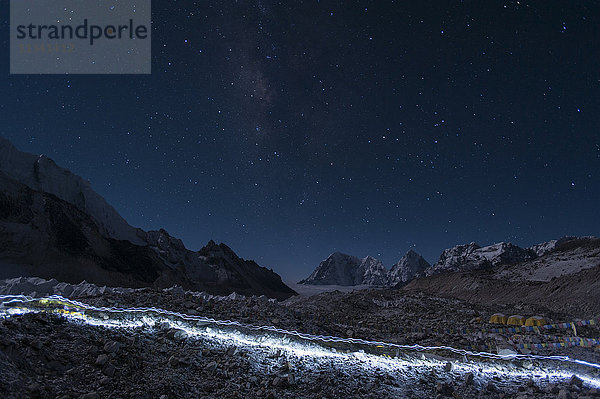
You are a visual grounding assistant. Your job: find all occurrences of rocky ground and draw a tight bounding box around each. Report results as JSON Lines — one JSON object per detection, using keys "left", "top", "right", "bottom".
{"left": 1, "top": 286, "right": 600, "bottom": 398}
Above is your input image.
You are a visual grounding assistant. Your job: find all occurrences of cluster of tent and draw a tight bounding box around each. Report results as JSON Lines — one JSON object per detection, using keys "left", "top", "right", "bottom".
{"left": 489, "top": 313, "right": 547, "bottom": 326}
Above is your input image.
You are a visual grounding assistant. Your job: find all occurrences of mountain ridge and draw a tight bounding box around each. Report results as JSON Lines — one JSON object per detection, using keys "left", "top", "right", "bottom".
{"left": 0, "top": 137, "right": 144, "bottom": 245}
{"left": 299, "top": 250, "right": 430, "bottom": 287}
{"left": 300, "top": 236, "right": 597, "bottom": 287}
{"left": 0, "top": 137, "right": 296, "bottom": 299}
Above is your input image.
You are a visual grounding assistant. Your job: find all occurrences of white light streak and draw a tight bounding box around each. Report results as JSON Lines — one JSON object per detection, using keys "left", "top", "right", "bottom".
{"left": 1, "top": 295, "right": 599, "bottom": 389}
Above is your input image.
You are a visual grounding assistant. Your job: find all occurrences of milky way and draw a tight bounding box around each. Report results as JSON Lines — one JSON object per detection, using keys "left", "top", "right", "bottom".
{"left": 1, "top": 1, "right": 598, "bottom": 280}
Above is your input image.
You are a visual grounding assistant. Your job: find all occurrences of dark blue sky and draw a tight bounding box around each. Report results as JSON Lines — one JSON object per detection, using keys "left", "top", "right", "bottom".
{"left": 2, "top": 1, "right": 599, "bottom": 281}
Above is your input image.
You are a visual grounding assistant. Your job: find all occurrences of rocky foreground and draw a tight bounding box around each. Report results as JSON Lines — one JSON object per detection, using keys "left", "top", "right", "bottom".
{"left": 1, "top": 286, "right": 600, "bottom": 398}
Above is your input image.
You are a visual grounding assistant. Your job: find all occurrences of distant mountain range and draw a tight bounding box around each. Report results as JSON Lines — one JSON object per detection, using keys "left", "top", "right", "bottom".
{"left": 403, "top": 236, "right": 600, "bottom": 317}
{"left": 2, "top": 136, "right": 596, "bottom": 300}
{"left": 0, "top": 137, "right": 296, "bottom": 300}
{"left": 300, "top": 236, "right": 598, "bottom": 287}
{"left": 299, "top": 249, "right": 430, "bottom": 286}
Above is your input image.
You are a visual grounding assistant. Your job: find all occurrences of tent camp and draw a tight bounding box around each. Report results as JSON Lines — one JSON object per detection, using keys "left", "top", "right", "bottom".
{"left": 489, "top": 313, "right": 508, "bottom": 324}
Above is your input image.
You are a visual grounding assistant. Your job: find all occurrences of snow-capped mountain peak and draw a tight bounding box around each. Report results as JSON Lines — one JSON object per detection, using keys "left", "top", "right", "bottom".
{"left": 424, "top": 242, "right": 481, "bottom": 276}
{"left": 388, "top": 250, "right": 430, "bottom": 286}
{"left": 300, "top": 250, "right": 432, "bottom": 287}
{"left": 357, "top": 256, "right": 388, "bottom": 286}
{"left": 424, "top": 241, "right": 535, "bottom": 276}
{"left": 299, "top": 252, "right": 390, "bottom": 286}
{"left": 298, "top": 252, "right": 362, "bottom": 286}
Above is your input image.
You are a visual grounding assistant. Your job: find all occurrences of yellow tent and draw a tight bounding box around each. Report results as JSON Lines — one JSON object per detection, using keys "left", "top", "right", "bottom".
{"left": 507, "top": 315, "right": 526, "bottom": 326}
{"left": 489, "top": 313, "right": 508, "bottom": 324}
{"left": 525, "top": 316, "right": 547, "bottom": 327}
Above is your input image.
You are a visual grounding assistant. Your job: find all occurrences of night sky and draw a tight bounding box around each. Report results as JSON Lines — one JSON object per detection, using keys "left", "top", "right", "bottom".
{"left": 2, "top": 1, "right": 599, "bottom": 281}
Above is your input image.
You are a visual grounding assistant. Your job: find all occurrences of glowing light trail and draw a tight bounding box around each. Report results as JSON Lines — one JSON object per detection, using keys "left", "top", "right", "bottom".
{"left": 2, "top": 295, "right": 599, "bottom": 389}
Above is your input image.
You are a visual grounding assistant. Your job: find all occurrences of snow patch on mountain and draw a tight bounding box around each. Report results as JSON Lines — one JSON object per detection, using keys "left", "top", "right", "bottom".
{"left": 529, "top": 240, "right": 559, "bottom": 257}
{"left": 527, "top": 236, "right": 589, "bottom": 257}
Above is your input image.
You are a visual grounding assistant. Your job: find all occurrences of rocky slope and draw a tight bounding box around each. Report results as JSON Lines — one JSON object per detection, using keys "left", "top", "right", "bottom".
{"left": 1, "top": 283, "right": 598, "bottom": 399}
{"left": 0, "top": 139, "right": 295, "bottom": 300}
